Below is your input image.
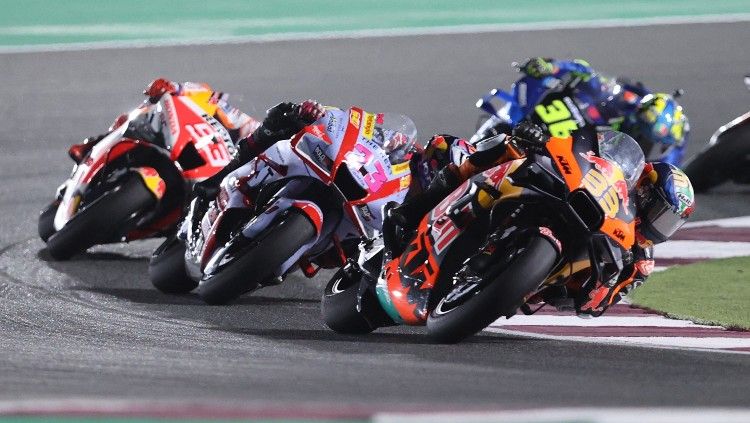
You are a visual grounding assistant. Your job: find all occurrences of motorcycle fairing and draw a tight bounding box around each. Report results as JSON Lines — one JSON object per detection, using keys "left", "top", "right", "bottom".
{"left": 197, "top": 107, "right": 411, "bottom": 280}
{"left": 544, "top": 134, "right": 635, "bottom": 249}
{"left": 54, "top": 116, "right": 143, "bottom": 230}
{"left": 532, "top": 90, "right": 637, "bottom": 250}
{"left": 54, "top": 94, "right": 237, "bottom": 234}
{"left": 291, "top": 107, "right": 410, "bottom": 237}
{"left": 160, "top": 94, "right": 234, "bottom": 180}
{"left": 376, "top": 160, "right": 523, "bottom": 325}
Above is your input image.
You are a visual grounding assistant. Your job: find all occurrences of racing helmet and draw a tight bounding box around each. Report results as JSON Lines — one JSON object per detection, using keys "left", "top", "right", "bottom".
{"left": 633, "top": 93, "right": 688, "bottom": 159}
{"left": 372, "top": 113, "right": 418, "bottom": 165}
{"left": 635, "top": 162, "right": 695, "bottom": 246}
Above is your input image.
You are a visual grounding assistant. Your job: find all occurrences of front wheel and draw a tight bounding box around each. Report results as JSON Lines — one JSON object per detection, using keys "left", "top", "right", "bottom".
{"left": 321, "top": 266, "right": 378, "bottom": 334}
{"left": 149, "top": 235, "right": 196, "bottom": 294}
{"left": 38, "top": 200, "right": 59, "bottom": 242}
{"left": 197, "top": 210, "right": 317, "bottom": 305}
{"left": 426, "top": 234, "right": 558, "bottom": 343}
{"left": 45, "top": 174, "right": 156, "bottom": 260}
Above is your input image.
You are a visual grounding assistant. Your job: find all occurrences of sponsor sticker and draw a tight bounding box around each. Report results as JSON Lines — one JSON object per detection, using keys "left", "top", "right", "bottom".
{"left": 391, "top": 161, "right": 409, "bottom": 175}
{"left": 399, "top": 175, "right": 411, "bottom": 190}
{"left": 363, "top": 112, "right": 375, "bottom": 139}
{"left": 357, "top": 204, "right": 374, "bottom": 221}
{"left": 313, "top": 145, "right": 333, "bottom": 170}
{"left": 349, "top": 110, "right": 361, "bottom": 129}
{"left": 163, "top": 97, "right": 180, "bottom": 138}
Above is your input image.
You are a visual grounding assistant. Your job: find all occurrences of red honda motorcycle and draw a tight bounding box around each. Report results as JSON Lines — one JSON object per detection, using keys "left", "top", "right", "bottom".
{"left": 38, "top": 92, "right": 251, "bottom": 259}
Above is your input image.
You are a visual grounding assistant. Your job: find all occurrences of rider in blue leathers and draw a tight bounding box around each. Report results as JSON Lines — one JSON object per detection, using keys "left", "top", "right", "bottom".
{"left": 475, "top": 57, "right": 689, "bottom": 167}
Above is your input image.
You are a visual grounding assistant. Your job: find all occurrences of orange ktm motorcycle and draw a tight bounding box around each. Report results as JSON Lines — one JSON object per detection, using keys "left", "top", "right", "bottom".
{"left": 322, "top": 91, "right": 645, "bottom": 343}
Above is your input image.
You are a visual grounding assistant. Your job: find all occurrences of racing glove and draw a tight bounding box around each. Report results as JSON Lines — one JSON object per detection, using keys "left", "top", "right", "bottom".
{"left": 520, "top": 57, "right": 555, "bottom": 78}
{"left": 143, "top": 78, "right": 178, "bottom": 103}
{"left": 253, "top": 100, "right": 323, "bottom": 144}
{"left": 511, "top": 121, "right": 549, "bottom": 154}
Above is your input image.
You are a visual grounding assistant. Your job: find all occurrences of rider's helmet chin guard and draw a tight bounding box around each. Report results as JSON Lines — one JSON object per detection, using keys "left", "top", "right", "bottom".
{"left": 635, "top": 162, "right": 695, "bottom": 246}
{"left": 634, "top": 93, "right": 688, "bottom": 160}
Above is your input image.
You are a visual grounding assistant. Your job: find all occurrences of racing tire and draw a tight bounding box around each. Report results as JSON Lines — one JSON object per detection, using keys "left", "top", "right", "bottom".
{"left": 683, "top": 120, "right": 750, "bottom": 192}
{"left": 197, "top": 210, "right": 317, "bottom": 305}
{"left": 426, "top": 234, "right": 558, "bottom": 344}
{"left": 38, "top": 200, "right": 59, "bottom": 242}
{"left": 45, "top": 174, "right": 156, "bottom": 260}
{"left": 149, "top": 235, "right": 196, "bottom": 294}
{"left": 683, "top": 147, "right": 731, "bottom": 193}
{"left": 321, "top": 267, "right": 377, "bottom": 334}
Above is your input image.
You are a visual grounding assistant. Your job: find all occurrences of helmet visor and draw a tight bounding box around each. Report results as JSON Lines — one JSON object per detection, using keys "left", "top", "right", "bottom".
{"left": 641, "top": 188, "right": 686, "bottom": 241}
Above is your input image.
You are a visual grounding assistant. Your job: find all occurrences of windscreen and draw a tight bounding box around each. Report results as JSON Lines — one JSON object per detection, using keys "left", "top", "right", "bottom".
{"left": 596, "top": 130, "right": 645, "bottom": 189}
{"left": 373, "top": 113, "right": 418, "bottom": 164}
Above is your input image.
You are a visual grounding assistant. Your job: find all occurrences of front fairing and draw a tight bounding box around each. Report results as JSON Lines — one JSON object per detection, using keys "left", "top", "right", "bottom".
{"left": 292, "top": 108, "right": 414, "bottom": 237}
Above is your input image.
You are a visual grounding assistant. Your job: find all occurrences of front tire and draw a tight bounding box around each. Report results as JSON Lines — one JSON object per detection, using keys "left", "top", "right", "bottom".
{"left": 321, "top": 267, "right": 377, "bottom": 334}
{"left": 426, "top": 234, "right": 558, "bottom": 343}
{"left": 197, "top": 210, "right": 317, "bottom": 305}
{"left": 38, "top": 200, "right": 59, "bottom": 242}
{"left": 149, "top": 235, "right": 196, "bottom": 294}
{"left": 45, "top": 174, "right": 155, "bottom": 260}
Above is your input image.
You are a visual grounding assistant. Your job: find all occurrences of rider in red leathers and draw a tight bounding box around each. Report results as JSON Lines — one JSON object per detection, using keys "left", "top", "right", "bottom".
{"left": 68, "top": 78, "right": 260, "bottom": 163}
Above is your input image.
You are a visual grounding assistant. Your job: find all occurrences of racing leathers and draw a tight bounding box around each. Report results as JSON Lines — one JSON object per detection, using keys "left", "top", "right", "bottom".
{"left": 69, "top": 78, "right": 259, "bottom": 163}
{"left": 517, "top": 57, "right": 688, "bottom": 166}
{"left": 191, "top": 100, "right": 326, "bottom": 199}
{"left": 390, "top": 121, "right": 654, "bottom": 317}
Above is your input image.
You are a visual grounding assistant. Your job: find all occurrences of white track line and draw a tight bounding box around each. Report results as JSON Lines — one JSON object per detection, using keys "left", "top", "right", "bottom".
{"left": 490, "top": 315, "right": 715, "bottom": 328}
{"left": 375, "top": 407, "right": 750, "bottom": 423}
{"left": 2, "top": 13, "right": 750, "bottom": 54}
{"left": 683, "top": 215, "right": 750, "bottom": 228}
{"left": 485, "top": 327, "right": 750, "bottom": 354}
{"left": 655, "top": 240, "right": 750, "bottom": 259}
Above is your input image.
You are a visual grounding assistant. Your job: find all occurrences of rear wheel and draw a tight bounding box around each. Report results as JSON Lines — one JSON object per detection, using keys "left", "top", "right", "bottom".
{"left": 197, "top": 211, "right": 317, "bottom": 305}
{"left": 38, "top": 200, "right": 59, "bottom": 242}
{"left": 321, "top": 267, "right": 378, "bottom": 334}
{"left": 149, "top": 235, "right": 196, "bottom": 294}
{"left": 45, "top": 174, "right": 155, "bottom": 260}
{"left": 426, "top": 234, "right": 558, "bottom": 343}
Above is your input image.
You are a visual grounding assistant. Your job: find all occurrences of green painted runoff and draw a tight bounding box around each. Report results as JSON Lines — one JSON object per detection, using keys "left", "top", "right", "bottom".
{"left": 1, "top": 0, "right": 749, "bottom": 47}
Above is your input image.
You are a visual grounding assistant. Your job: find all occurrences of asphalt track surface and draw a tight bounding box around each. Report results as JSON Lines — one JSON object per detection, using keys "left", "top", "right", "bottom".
{"left": 1, "top": 22, "right": 749, "bottom": 413}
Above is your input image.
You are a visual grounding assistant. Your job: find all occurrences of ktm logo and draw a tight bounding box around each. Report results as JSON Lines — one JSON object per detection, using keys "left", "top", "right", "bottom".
{"left": 555, "top": 155, "right": 573, "bottom": 174}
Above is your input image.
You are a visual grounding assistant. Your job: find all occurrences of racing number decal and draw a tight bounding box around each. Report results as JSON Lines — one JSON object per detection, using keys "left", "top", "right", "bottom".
{"left": 185, "top": 123, "right": 230, "bottom": 167}
{"left": 344, "top": 144, "right": 388, "bottom": 193}
{"left": 582, "top": 169, "right": 619, "bottom": 218}
{"left": 534, "top": 99, "right": 579, "bottom": 138}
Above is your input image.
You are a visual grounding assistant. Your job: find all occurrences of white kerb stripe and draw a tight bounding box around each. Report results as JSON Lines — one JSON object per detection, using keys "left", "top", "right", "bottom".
{"left": 489, "top": 315, "right": 715, "bottom": 328}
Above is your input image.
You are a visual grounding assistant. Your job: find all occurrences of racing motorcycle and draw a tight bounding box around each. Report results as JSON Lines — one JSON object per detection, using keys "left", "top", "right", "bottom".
{"left": 683, "top": 75, "right": 750, "bottom": 192}
{"left": 148, "top": 107, "right": 416, "bottom": 305}
{"left": 38, "top": 93, "right": 243, "bottom": 260}
{"left": 470, "top": 64, "right": 682, "bottom": 164}
{"left": 322, "top": 80, "right": 645, "bottom": 343}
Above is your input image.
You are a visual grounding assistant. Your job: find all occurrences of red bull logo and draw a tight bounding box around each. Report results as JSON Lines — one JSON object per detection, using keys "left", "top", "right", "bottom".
{"left": 579, "top": 151, "right": 630, "bottom": 217}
